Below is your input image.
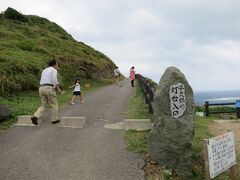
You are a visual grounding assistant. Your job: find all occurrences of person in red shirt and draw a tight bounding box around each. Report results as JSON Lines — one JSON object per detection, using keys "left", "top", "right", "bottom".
{"left": 129, "top": 66, "right": 135, "bottom": 87}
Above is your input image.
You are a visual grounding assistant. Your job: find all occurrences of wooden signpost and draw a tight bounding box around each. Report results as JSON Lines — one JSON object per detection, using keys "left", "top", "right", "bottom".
{"left": 204, "top": 131, "right": 237, "bottom": 180}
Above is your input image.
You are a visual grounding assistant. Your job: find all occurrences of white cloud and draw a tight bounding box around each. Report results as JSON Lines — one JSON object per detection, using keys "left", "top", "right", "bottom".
{"left": 1, "top": 0, "right": 240, "bottom": 91}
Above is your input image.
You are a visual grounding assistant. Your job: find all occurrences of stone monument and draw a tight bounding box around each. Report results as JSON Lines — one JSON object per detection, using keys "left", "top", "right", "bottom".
{"left": 149, "top": 67, "right": 195, "bottom": 176}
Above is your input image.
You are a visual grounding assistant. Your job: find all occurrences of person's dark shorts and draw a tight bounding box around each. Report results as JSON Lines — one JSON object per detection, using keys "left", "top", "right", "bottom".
{"left": 73, "top": 91, "right": 81, "bottom": 96}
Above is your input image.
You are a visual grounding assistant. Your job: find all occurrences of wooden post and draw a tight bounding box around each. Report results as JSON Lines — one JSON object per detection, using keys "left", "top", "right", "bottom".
{"left": 138, "top": 78, "right": 142, "bottom": 89}
{"left": 228, "top": 130, "right": 237, "bottom": 180}
{"left": 149, "top": 88, "right": 153, "bottom": 102}
{"left": 229, "top": 164, "right": 237, "bottom": 180}
{"left": 145, "top": 84, "right": 149, "bottom": 104}
{"left": 203, "top": 139, "right": 211, "bottom": 180}
{"left": 148, "top": 87, "right": 154, "bottom": 113}
{"left": 1, "top": 82, "right": 4, "bottom": 93}
{"left": 146, "top": 83, "right": 149, "bottom": 95}
{"left": 205, "top": 101, "right": 209, "bottom": 117}
{"left": 236, "top": 107, "right": 240, "bottom": 119}
{"left": 148, "top": 101, "right": 153, "bottom": 113}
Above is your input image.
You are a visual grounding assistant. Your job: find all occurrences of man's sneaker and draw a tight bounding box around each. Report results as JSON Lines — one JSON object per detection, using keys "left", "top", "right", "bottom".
{"left": 31, "top": 116, "right": 38, "bottom": 125}
{"left": 52, "top": 120, "right": 61, "bottom": 124}
{"left": 81, "top": 101, "right": 84, "bottom": 104}
{"left": 71, "top": 102, "right": 75, "bottom": 105}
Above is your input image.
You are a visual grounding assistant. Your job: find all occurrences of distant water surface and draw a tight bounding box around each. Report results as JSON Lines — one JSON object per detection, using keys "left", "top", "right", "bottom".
{"left": 194, "top": 90, "right": 240, "bottom": 105}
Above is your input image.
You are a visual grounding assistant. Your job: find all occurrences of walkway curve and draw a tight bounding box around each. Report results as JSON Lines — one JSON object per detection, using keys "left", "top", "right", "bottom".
{"left": 0, "top": 78, "right": 144, "bottom": 180}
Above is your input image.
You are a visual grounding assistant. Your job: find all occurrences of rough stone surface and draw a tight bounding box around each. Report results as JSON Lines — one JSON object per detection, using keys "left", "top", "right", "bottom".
{"left": 0, "top": 79, "right": 144, "bottom": 180}
{"left": 16, "top": 115, "right": 38, "bottom": 126}
{"left": 59, "top": 117, "right": 86, "bottom": 128}
{"left": 104, "top": 119, "right": 152, "bottom": 130}
{"left": 0, "top": 105, "right": 11, "bottom": 121}
{"left": 104, "top": 122, "right": 125, "bottom": 129}
{"left": 149, "top": 67, "right": 195, "bottom": 176}
{"left": 213, "top": 119, "right": 240, "bottom": 124}
{"left": 124, "top": 119, "right": 152, "bottom": 130}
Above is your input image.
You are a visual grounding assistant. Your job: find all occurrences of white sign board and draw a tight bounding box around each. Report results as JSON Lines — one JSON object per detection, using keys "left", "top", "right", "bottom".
{"left": 207, "top": 131, "right": 236, "bottom": 179}
{"left": 169, "top": 83, "right": 186, "bottom": 118}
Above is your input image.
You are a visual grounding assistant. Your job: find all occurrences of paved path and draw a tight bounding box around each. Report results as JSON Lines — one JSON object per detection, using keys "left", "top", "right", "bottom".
{"left": 0, "top": 78, "right": 144, "bottom": 180}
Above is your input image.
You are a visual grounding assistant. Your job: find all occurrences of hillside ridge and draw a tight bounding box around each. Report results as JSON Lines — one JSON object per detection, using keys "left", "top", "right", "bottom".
{"left": 0, "top": 7, "right": 116, "bottom": 93}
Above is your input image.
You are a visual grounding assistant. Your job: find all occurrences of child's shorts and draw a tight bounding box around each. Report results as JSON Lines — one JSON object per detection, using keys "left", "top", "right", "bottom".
{"left": 73, "top": 91, "right": 81, "bottom": 96}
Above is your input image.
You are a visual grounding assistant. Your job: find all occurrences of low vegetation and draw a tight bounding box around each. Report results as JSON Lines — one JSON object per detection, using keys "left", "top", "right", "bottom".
{"left": 0, "top": 7, "right": 118, "bottom": 130}
{"left": 0, "top": 78, "right": 115, "bottom": 131}
{"left": 124, "top": 79, "right": 239, "bottom": 179}
{"left": 123, "top": 80, "right": 153, "bottom": 120}
{"left": 0, "top": 7, "right": 116, "bottom": 94}
{"left": 195, "top": 105, "right": 236, "bottom": 113}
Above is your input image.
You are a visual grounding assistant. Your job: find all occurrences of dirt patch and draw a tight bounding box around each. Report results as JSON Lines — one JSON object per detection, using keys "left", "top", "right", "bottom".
{"left": 144, "top": 122, "right": 240, "bottom": 179}
{"left": 144, "top": 154, "right": 184, "bottom": 180}
{"left": 209, "top": 121, "right": 240, "bottom": 152}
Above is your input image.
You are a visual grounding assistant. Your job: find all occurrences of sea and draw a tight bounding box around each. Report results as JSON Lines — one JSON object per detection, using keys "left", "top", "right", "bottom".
{"left": 194, "top": 90, "right": 240, "bottom": 106}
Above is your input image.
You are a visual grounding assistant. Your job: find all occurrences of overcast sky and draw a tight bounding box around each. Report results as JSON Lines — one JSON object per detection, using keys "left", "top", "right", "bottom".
{"left": 1, "top": 0, "right": 240, "bottom": 91}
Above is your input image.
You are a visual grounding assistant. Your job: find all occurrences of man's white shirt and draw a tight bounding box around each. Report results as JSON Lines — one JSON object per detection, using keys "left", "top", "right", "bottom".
{"left": 40, "top": 67, "right": 59, "bottom": 86}
{"left": 114, "top": 68, "right": 120, "bottom": 76}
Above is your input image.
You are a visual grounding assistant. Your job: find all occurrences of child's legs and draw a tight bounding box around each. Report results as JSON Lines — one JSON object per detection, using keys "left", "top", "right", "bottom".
{"left": 71, "top": 95, "right": 76, "bottom": 103}
{"left": 79, "top": 92, "right": 83, "bottom": 102}
{"left": 79, "top": 95, "right": 83, "bottom": 102}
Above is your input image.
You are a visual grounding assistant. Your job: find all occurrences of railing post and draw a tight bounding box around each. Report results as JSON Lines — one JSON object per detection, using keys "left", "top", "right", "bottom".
{"left": 136, "top": 74, "right": 156, "bottom": 114}
{"left": 237, "top": 108, "right": 240, "bottom": 119}
{"left": 148, "top": 86, "right": 154, "bottom": 113}
{"left": 146, "top": 83, "right": 149, "bottom": 94}
{"left": 144, "top": 81, "right": 147, "bottom": 95}
{"left": 145, "top": 84, "right": 149, "bottom": 104}
{"left": 205, "top": 101, "right": 209, "bottom": 117}
{"left": 149, "top": 88, "right": 153, "bottom": 102}
{"left": 148, "top": 103, "right": 153, "bottom": 113}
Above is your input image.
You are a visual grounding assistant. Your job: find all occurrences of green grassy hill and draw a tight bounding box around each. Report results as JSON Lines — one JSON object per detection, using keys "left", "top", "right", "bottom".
{"left": 0, "top": 7, "right": 116, "bottom": 93}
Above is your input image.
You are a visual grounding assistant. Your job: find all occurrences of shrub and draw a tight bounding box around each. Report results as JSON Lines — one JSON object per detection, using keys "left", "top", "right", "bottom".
{"left": 34, "top": 46, "right": 49, "bottom": 54}
{"left": 195, "top": 105, "right": 205, "bottom": 112}
{"left": 17, "top": 41, "right": 34, "bottom": 51}
{"left": 4, "top": 7, "right": 28, "bottom": 22}
{"left": 82, "top": 49, "right": 90, "bottom": 55}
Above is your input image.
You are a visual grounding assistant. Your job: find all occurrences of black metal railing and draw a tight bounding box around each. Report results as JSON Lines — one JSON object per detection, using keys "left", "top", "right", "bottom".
{"left": 136, "top": 74, "right": 156, "bottom": 113}
{"left": 205, "top": 101, "right": 240, "bottom": 118}
{"left": 136, "top": 74, "right": 240, "bottom": 118}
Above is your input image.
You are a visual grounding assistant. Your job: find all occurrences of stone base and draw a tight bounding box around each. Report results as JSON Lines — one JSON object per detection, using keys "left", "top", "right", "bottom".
{"left": 219, "top": 114, "right": 236, "bottom": 120}
{"left": 124, "top": 119, "right": 152, "bottom": 130}
{"left": 16, "top": 115, "right": 39, "bottom": 126}
{"left": 104, "top": 122, "right": 124, "bottom": 130}
{"left": 104, "top": 119, "right": 152, "bottom": 131}
{"left": 59, "top": 117, "right": 86, "bottom": 128}
{"left": 213, "top": 119, "right": 240, "bottom": 123}
{"left": 195, "top": 112, "right": 204, "bottom": 117}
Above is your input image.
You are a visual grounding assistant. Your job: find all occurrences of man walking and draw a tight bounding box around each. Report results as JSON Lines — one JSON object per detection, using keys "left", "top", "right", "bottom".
{"left": 31, "top": 59, "right": 61, "bottom": 125}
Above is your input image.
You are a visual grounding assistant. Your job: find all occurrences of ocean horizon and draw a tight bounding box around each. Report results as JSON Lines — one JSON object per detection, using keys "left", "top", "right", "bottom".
{"left": 194, "top": 90, "right": 240, "bottom": 106}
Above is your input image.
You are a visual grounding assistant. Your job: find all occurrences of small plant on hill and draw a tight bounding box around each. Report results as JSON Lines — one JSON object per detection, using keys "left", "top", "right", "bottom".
{"left": 0, "top": 7, "right": 116, "bottom": 95}
{"left": 4, "top": 7, "right": 28, "bottom": 22}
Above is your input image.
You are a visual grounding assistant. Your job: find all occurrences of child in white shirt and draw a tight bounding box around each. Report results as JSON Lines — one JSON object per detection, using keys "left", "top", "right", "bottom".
{"left": 69, "top": 79, "right": 84, "bottom": 104}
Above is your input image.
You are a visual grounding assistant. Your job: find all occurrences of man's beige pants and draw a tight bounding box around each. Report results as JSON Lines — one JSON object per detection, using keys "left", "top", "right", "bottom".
{"left": 34, "top": 86, "right": 59, "bottom": 122}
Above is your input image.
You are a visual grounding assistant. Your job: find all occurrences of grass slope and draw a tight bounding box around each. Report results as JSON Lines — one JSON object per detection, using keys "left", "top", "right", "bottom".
{"left": 0, "top": 7, "right": 116, "bottom": 93}
{"left": 124, "top": 79, "right": 239, "bottom": 179}
{"left": 0, "top": 78, "right": 115, "bottom": 131}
